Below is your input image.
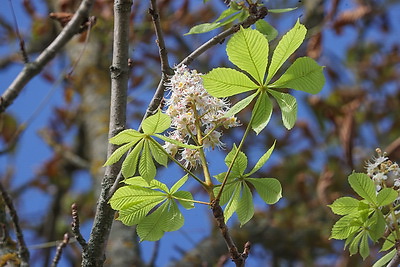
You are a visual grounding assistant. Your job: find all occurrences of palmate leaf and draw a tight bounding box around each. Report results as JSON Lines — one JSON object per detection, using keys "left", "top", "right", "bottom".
{"left": 367, "top": 211, "right": 386, "bottom": 242}
{"left": 328, "top": 197, "right": 360, "bottom": 216}
{"left": 103, "top": 141, "right": 136, "bottom": 166}
{"left": 236, "top": 183, "right": 254, "bottom": 227}
{"left": 246, "top": 178, "right": 282, "bottom": 204}
{"left": 269, "top": 57, "right": 325, "bottom": 94}
{"left": 170, "top": 174, "right": 189, "bottom": 194}
{"left": 202, "top": 68, "right": 258, "bottom": 98}
{"left": 109, "top": 185, "right": 165, "bottom": 210}
{"left": 349, "top": 231, "right": 364, "bottom": 256}
{"left": 122, "top": 140, "right": 144, "bottom": 178}
{"left": 377, "top": 187, "right": 398, "bottom": 206}
{"left": 148, "top": 139, "right": 168, "bottom": 167}
{"left": 139, "top": 141, "right": 156, "bottom": 183}
{"left": 269, "top": 90, "right": 298, "bottom": 130}
{"left": 359, "top": 233, "right": 370, "bottom": 260}
{"left": 124, "top": 176, "right": 169, "bottom": 192}
{"left": 247, "top": 141, "right": 276, "bottom": 176}
{"left": 251, "top": 91, "right": 273, "bottom": 134}
{"left": 226, "top": 26, "right": 269, "bottom": 84}
{"left": 330, "top": 214, "right": 360, "bottom": 240}
{"left": 348, "top": 173, "right": 377, "bottom": 205}
{"left": 215, "top": 182, "right": 237, "bottom": 205}
{"left": 109, "top": 129, "right": 144, "bottom": 145}
{"left": 142, "top": 109, "right": 171, "bottom": 135}
{"left": 266, "top": 19, "right": 306, "bottom": 83}
{"left": 117, "top": 197, "right": 165, "bottom": 226}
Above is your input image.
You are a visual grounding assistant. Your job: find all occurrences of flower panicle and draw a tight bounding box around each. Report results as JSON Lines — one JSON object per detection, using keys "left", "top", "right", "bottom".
{"left": 163, "top": 65, "right": 240, "bottom": 168}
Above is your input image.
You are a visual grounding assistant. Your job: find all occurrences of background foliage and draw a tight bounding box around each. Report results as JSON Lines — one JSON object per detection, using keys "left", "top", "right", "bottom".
{"left": 1, "top": 0, "right": 400, "bottom": 266}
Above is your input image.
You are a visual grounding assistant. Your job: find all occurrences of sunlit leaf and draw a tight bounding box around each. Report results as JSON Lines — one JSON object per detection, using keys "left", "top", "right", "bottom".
{"left": 359, "top": 233, "right": 370, "bottom": 260}
{"left": 139, "top": 141, "right": 156, "bottom": 183}
{"left": 110, "top": 185, "right": 165, "bottom": 210}
{"left": 269, "top": 57, "right": 325, "bottom": 94}
{"left": 225, "top": 144, "right": 248, "bottom": 176}
{"left": 348, "top": 173, "right": 377, "bottom": 205}
{"left": 136, "top": 201, "right": 170, "bottom": 241}
{"left": 224, "top": 183, "right": 241, "bottom": 222}
{"left": 380, "top": 232, "right": 396, "bottom": 252}
{"left": 122, "top": 140, "right": 144, "bottom": 178}
{"left": 142, "top": 109, "right": 171, "bottom": 134}
{"left": 148, "top": 139, "right": 168, "bottom": 167}
{"left": 266, "top": 19, "right": 306, "bottom": 83}
{"left": 104, "top": 141, "right": 135, "bottom": 166}
{"left": 268, "top": 7, "right": 298, "bottom": 13}
{"left": 172, "top": 190, "right": 195, "bottom": 210}
{"left": 153, "top": 134, "right": 201, "bottom": 149}
{"left": 224, "top": 92, "right": 258, "bottom": 118}
{"left": 109, "top": 129, "right": 144, "bottom": 145}
{"left": 377, "top": 188, "right": 398, "bottom": 207}
{"left": 202, "top": 68, "right": 258, "bottom": 97}
{"left": 330, "top": 214, "right": 360, "bottom": 240}
{"left": 170, "top": 174, "right": 189, "bottom": 193}
{"left": 117, "top": 197, "right": 164, "bottom": 226}
{"left": 373, "top": 249, "right": 397, "bottom": 267}
{"left": 367, "top": 211, "right": 386, "bottom": 242}
{"left": 328, "top": 197, "right": 360, "bottom": 216}
{"left": 227, "top": 26, "right": 269, "bottom": 83}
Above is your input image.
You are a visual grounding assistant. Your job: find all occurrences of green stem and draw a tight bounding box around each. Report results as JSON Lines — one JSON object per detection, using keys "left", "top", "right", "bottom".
{"left": 216, "top": 113, "right": 255, "bottom": 202}
{"left": 148, "top": 137, "right": 207, "bottom": 188}
{"left": 172, "top": 197, "right": 211, "bottom": 206}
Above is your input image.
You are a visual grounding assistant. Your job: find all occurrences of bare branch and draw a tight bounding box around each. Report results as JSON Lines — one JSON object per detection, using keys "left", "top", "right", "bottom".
{"left": 7, "top": 0, "right": 29, "bottom": 63}
{"left": 0, "top": 181, "right": 29, "bottom": 266}
{"left": 51, "top": 233, "right": 70, "bottom": 267}
{"left": 81, "top": 0, "right": 132, "bottom": 265}
{"left": 71, "top": 203, "right": 88, "bottom": 250}
{"left": 0, "top": 0, "right": 95, "bottom": 113}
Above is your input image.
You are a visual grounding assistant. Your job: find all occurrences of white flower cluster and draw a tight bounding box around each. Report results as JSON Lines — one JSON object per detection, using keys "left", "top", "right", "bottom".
{"left": 366, "top": 148, "right": 400, "bottom": 191}
{"left": 163, "top": 65, "right": 240, "bottom": 168}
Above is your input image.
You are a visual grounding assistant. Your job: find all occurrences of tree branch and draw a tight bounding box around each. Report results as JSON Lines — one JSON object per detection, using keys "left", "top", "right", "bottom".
{"left": 0, "top": 181, "right": 29, "bottom": 266}
{"left": 50, "top": 233, "right": 69, "bottom": 267}
{"left": 81, "top": 0, "right": 132, "bottom": 265}
{"left": 71, "top": 203, "right": 87, "bottom": 250}
{"left": 0, "top": 0, "right": 95, "bottom": 113}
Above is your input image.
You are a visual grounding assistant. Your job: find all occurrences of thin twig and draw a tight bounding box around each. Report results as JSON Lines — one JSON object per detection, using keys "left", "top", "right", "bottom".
{"left": 0, "top": 181, "right": 30, "bottom": 266}
{"left": 71, "top": 203, "right": 87, "bottom": 250}
{"left": 148, "top": 240, "right": 160, "bottom": 267}
{"left": 51, "top": 233, "right": 70, "bottom": 267}
{"left": 8, "top": 0, "right": 29, "bottom": 63}
{"left": 0, "top": 0, "right": 95, "bottom": 113}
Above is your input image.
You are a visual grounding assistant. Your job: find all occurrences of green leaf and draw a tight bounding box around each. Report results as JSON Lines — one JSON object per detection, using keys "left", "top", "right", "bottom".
{"left": 255, "top": 20, "right": 278, "bottom": 41}
{"left": 170, "top": 174, "right": 189, "bottom": 193}
{"left": 162, "top": 201, "right": 184, "bottom": 232}
{"left": 109, "top": 129, "right": 144, "bottom": 145}
{"left": 247, "top": 140, "right": 276, "bottom": 176}
{"left": 124, "top": 176, "right": 169, "bottom": 192}
{"left": 237, "top": 183, "right": 254, "bottom": 226}
{"left": 359, "top": 233, "right": 370, "bottom": 260}
{"left": 122, "top": 140, "right": 144, "bottom": 178}
{"left": 224, "top": 92, "right": 258, "bottom": 118}
{"left": 226, "top": 26, "right": 269, "bottom": 83}
{"left": 225, "top": 144, "right": 248, "bottom": 176}
{"left": 269, "top": 90, "right": 297, "bottom": 130}
{"left": 136, "top": 201, "right": 171, "bottom": 241}
{"left": 328, "top": 197, "right": 360, "bottom": 216}
{"left": 185, "top": 22, "right": 221, "bottom": 35}
{"left": 215, "top": 6, "right": 240, "bottom": 22}
{"left": 224, "top": 183, "right": 241, "bottom": 222}
{"left": 104, "top": 141, "right": 135, "bottom": 166}
{"left": 139, "top": 141, "right": 156, "bottom": 183}
{"left": 269, "top": 57, "right": 325, "bottom": 94}
{"left": 251, "top": 92, "right": 273, "bottom": 134}
{"left": 246, "top": 178, "right": 282, "bottom": 204}
{"left": 172, "top": 191, "right": 195, "bottom": 210}
{"left": 110, "top": 185, "right": 165, "bottom": 210}
{"left": 377, "top": 188, "right": 398, "bottom": 207}
{"left": 330, "top": 214, "right": 360, "bottom": 240}
{"left": 117, "top": 197, "right": 164, "bottom": 226}
{"left": 268, "top": 7, "right": 298, "bottom": 13}
{"left": 348, "top": 173, "right": 377, "bottom": 205}
{"left": 367, "top": 211, "right": 386, "bottom": 242}
{"left": 215, "top": 182, "right": 237, "bottom": 205}
{"left": 266, "top": 19, "right": 306, "bottom": 83}
{"left": 202, "top": 68, "right": 258, "bottom": 97}
{"left": 142, "top": 109, "right": 171, "bottom": 134}
{"left": 349, "top": 231, "right": 363, "bottom": 256}
{"left": 148, "top": 139, "right": 168, "bottom": 167}
{"left": 380, "top": 232, "right": 396, "bottom": 252}
{"left": 153, "top": 134, "right": 201, "bottom": 149}
{"left": 373, "top": 249, "right": 397, "bottom": 267}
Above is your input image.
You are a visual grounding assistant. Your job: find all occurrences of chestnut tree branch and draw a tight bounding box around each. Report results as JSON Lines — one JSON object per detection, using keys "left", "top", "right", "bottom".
{"left": 0, "top": 0, "right": 95, "bottom": 113}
